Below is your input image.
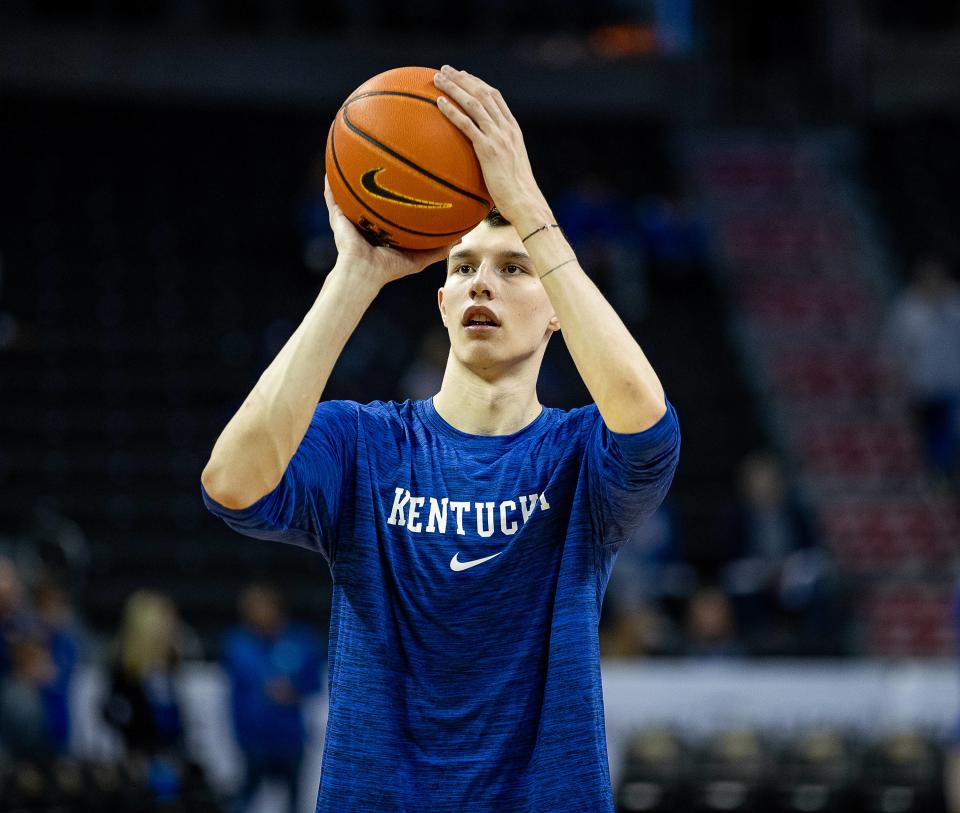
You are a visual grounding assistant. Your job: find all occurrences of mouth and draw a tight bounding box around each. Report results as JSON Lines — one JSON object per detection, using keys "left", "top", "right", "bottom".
{"left": 461, "top": 306, "right": 501, "bottom": 335}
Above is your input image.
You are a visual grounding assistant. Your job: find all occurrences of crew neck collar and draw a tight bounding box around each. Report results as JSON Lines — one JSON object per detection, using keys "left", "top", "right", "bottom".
{"left": 419, "top": 397, "right": 551, "bottom": 442}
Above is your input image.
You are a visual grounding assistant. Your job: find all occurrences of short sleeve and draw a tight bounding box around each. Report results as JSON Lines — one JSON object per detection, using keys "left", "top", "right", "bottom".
{"left": 584, "top": 399, "right": 681, "bottom": 550}
{"left": 200, "top": 399, "right": 359, "bottom": 565}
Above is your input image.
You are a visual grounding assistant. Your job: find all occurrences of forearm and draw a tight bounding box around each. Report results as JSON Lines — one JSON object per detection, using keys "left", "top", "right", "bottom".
{"left": 517, "top": 209, "right": 667, "bottom": 433}
{"left": 201, "top": 261, "right": 381, "bottom": 508}
{"left": 428, "top": 66, "right": 667, "bottom": 431}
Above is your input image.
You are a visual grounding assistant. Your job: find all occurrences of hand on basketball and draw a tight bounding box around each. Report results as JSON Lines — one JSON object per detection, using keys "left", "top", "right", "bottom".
{"left": 433, "top": 66, "right": 550, "bottom": 226}
{"left": 324, "top": 176, "right": 452, "bottom": 287}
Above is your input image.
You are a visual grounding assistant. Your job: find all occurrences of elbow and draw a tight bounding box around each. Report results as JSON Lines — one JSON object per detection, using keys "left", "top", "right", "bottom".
{"left": 201, "top": 456, "right": 278, "bottom": 511}
{"left": 201, "top": 458, "right": 229, "bottom": 504}
{"left": 201, "top": 458, "right": 245, "bottom": 510}
{"left": 603, "top": 379, "right": 667, "bottom": 433}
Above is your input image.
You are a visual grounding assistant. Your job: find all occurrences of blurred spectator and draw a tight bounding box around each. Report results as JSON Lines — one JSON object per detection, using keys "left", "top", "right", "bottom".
{"left": 33, "top": 580, "right": 80, "bottom": 754}
{"left": 102, "top": 591, "right": 187, "bottom": 759}
{"left": 600, "top": 602, "right": 678, "bottom": 658}
{"left": 635, "top": 193, "right": 709, "bottom": 297}
{"left": 222, "top": 584, "right": 324, "bottom": 813}
{"left": 0, "top": 557, "right": 32, "bottom": 676}
{"left": 685, "top": 587, "right": 745, "bottom": 658}
{"left": 881, "top": 256, "right": 960, "bottom": 489}
{"left": 716, "top": 451, "right": 845, "bottom": 655}
{"left": 606, "top": 501, "right": 691, "bottom": 610}
{"left": 0, "top": 637, "right": 58, "bottom": 762}
{"left": 601, "top": 503, "right": 689, "bottom": 657}
{"left": 552, "top": 176, "right": 647, "bottom": 325}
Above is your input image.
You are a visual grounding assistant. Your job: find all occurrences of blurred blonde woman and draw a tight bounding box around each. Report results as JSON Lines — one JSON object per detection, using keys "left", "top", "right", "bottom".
{"left": 102, "top": 590, "right": 184, "bottom": 758}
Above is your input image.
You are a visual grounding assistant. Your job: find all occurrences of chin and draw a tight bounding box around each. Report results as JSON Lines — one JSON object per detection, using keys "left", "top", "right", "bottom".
{"left": 455, "top": 344, "right": 506, "bottom": 367}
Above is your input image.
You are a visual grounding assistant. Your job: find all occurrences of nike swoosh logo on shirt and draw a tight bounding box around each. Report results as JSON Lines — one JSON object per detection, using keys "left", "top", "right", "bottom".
{"left": 449, "top": 551, "right": 503, "bottom": 572}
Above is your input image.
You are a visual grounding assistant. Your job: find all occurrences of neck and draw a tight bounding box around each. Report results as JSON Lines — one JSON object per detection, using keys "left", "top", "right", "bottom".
{"left": 432, "top": 353, "right": 543, "bottom": 436}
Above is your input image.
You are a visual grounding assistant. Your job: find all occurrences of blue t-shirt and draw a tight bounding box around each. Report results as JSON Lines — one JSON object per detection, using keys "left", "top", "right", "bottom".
{"left": 202, "top": 397, "right": 680, "bottom": 812}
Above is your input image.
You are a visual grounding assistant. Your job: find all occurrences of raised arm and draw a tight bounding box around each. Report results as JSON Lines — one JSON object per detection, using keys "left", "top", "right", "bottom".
{"left": 434, "top": 66, "right": 666, "bottom": 433}
{"left": 201, "top": 180, "right": 450, "bottom": 509}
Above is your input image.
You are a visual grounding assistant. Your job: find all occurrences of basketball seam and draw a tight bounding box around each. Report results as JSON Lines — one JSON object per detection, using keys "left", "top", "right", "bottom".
{"left": 330, "top": 121, "right": 478, "bottom": 239}
{"left": 340, "top": 100, "right": 490, "bottom": 207}
{"left": 344, "top": 90, "right": 437, "bottom": 107}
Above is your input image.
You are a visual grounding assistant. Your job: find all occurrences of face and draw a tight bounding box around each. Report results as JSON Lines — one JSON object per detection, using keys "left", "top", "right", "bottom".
{"left": 740, "top": 453, "right": 785, "bottom": 507}
{"left": 241, "top": 587, "right": 283, "bottom": 634}
{"left": 0, "top": 559, "right": 20, "bottom": 616}
{"left": 438, "top": 220, "right": 560, "bottom": 374}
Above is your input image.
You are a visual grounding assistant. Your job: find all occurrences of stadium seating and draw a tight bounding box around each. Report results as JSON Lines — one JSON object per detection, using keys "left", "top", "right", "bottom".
{"left": 686, "top": 132, "right": 957, "bottom": 655}
{"left": 615, "top": 727, "right": 947, "bottom": 813}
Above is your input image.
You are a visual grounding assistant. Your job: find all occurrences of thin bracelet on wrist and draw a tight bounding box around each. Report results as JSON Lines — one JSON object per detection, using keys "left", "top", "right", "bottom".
{"left": 539, "top": 257, "right": 577, "bottom": 280}
{"left": 521, "top": 223, "right": 561, "bottom": 242}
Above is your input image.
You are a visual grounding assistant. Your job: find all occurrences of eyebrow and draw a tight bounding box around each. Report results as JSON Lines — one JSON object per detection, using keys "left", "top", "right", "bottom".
{"left": 448, "top": 248, "right": 532, "bottom": 263}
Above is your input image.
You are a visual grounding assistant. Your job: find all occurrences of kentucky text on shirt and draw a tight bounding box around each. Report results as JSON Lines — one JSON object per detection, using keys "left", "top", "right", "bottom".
{"left": 386, "top": 487, "right": 552, "bottom": 536}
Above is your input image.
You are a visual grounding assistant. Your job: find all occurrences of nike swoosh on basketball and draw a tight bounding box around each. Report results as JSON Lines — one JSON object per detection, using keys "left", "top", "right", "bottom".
{"left": 449, "top": 551, "right": 503, "bottom": 572}
{"left": 360, "top": 167, "right": 452, "bottom": 209}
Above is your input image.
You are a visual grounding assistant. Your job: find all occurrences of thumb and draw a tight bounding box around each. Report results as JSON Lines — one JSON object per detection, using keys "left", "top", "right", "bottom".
{"left": 323, "top": 175, "right": 350, "bottom": 231}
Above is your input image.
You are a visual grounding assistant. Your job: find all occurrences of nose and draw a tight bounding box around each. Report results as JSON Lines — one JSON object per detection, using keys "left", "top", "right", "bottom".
{"left": 469, "top": 262, "right": 496, "bottom": 299}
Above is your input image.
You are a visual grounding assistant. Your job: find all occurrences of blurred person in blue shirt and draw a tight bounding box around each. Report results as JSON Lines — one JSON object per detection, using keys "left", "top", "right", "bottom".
{"left": 33, "top": 580, "right": 79, "bottom": 753}
{"left": 0, "top": 636, "right": 58, "bottom": 762}
{"left": 222, "top": 583, "right": 325, "bottom": 813}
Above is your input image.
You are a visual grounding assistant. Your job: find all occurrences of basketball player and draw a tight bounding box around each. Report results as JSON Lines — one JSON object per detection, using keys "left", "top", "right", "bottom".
{"left": 201, "top": 65, "right": 680, "bottom": 812}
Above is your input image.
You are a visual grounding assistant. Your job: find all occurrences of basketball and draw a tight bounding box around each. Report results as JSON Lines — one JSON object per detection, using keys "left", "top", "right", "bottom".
{"left": 325, "top": 66, "right": 491, "bottom": 250}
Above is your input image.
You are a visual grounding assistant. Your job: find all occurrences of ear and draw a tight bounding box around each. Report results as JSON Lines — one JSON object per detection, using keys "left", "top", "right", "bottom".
{"left": 438, "top": 287, "right": 447, "bottom": 327}
{"left": 547, "top": 314, "right": 560, "bottom": 333}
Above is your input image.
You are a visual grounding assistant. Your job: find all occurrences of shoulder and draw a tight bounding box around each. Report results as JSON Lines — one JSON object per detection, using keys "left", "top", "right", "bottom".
{"left": 355, "top": 398, "right": 423, "bottom": 439}
{"left": 305, "top": 399, "right": 396, "bottom": 444}
{"left": 545, "top": 402, "right": 602, "bottom": 436}
{"left": 309, "top": 399, "right": 362, "bottom": 425}
{"left": 310, "top": 398, "right": 414, "bottom": 427}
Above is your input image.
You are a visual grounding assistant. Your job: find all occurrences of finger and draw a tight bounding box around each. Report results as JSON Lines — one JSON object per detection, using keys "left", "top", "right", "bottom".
{"left": 442, "top": 65, "right": 503, "bottom": 121}
{"left": 323, "top": 175, "right": 350, "bottom": 229}
{"left": 490, "top": 88, "right": 518, "bottom": 127}
{"left": 400, "top": 241, "right": 454, "bottom": 267}
{"left": 425, "top": 242, "right": 458, "bottom": 266}
{"left": 323, "top": 175, "right": 339, "bottom": 214}
{"left": 434, "top": 71, "right": 495, "bottom": 132}
{"left": 436, "top": 97, "right": 485, "bottom": 144}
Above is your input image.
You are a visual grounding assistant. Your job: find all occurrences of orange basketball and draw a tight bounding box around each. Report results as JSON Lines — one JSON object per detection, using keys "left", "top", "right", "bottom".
{"left": 325, "top": 66, "right": 491, "bottom": 251}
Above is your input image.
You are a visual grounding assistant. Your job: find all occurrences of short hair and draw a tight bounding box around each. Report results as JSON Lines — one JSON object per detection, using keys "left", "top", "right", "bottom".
{"left": 483, "top": 207, "right": 511, "bottom": 228}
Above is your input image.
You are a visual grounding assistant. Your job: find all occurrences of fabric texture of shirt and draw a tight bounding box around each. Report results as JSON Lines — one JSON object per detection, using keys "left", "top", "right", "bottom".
{"left": 202, "top": 396, "right": 681, "bottom": 812}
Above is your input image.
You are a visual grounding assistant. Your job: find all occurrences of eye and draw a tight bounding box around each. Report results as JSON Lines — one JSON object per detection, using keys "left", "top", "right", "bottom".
{"left": 503, "top": 264, "right": 525, "bottom": 275}
{"left": 454, "top": 264, "right": 475, "bottom": 275}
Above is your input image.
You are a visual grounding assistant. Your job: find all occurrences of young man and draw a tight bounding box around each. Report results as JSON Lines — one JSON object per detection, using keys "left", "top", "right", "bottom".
{"left": 201, "top": 66, "right": 680, "bottom": 812}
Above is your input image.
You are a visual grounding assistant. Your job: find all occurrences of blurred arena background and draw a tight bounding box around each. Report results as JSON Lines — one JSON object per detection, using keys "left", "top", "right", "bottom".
{"left": 1, "top": 1, "right": 960, "bottom": 812}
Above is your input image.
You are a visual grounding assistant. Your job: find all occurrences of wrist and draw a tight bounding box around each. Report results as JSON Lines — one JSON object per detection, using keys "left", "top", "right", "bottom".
{"left": 327, "top": 259, "right": 384, "bottom": 300}
{"left": 504, "top": 195, "right": 554, "bottom": 235}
